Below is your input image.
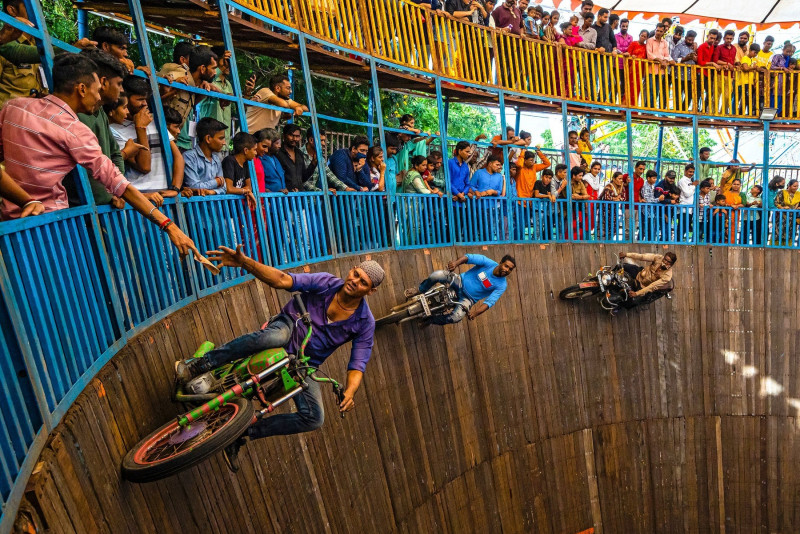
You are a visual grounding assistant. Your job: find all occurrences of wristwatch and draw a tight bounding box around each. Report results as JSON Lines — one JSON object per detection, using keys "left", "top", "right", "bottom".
{"left": 170, "top": 185, "right": 181, "bottom": 192}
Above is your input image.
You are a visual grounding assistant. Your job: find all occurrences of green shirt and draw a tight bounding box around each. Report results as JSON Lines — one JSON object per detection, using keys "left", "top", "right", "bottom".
{"left": 198, "top": 71, "right": 233, "bottom": 130}
{"left": 0, "top": 35, "right": 42, "bottom": 107}
{"left": 396, "top": 139, "right": 428, "bottom": 174}
{"left": 0, "top": 40, "right": 41, "bottom": 66}
{"left": 75, "top": 108, "right": 125, "bottom": 204}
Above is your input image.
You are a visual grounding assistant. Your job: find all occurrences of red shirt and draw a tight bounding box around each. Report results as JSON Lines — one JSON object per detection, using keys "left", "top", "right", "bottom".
{"left": 0, "top": 95, "right": 130, "bottom": 219}
{"left": 623, "top": 173, "right": 644, "bottom": 202}
{"left": 697, "top": 42, "right": 716, "bottom": 66}
{"left": 491, "top": 4, "right": 522, "bottom": 34}
{"left": 713, "top": 44, "right": 737, "bottom": 66}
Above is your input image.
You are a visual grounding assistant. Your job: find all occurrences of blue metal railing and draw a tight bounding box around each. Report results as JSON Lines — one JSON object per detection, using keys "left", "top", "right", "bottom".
{"left": 395, "top": 193, "right": 451, "bottom": 249}
{"left": 261, "top": 192, "right": 332, "bottom": 267}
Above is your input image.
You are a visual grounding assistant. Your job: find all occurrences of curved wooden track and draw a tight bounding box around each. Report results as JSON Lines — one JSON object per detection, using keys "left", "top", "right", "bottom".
{"left": 13, "top": 244, "right": 800, "bottom": 533}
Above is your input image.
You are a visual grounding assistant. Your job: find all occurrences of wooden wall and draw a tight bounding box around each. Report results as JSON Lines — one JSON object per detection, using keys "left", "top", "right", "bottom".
{"left": 14, "top": 244, "right": 800, "bottom": 534}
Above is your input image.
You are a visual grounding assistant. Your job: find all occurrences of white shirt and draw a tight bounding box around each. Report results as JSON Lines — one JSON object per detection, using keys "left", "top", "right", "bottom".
{"left": 110, "top": 121, "right": 172, "bottom": 192}
{"left": 584, "top": 171, "right": 603, "bottom": 192}
{"left": 677, "top": 175, "right": 696, "bottom": 205}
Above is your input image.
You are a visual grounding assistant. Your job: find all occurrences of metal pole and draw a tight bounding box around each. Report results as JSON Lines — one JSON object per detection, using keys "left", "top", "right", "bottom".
{"left": 368, "top": 59, "right": 396, "bottom": 248}
{"left": 367, "top": 86, "right": 375, "bottom": 145}
{"left": 562, "top": 102, "right": 573, "bottom": 243}
{"left": 435, "top": 77, "right": 455, "bottom": 245}
{"left": 762, "top": 121, "right": 770, "bottom": 246}
{"left": 692, "top": 115, "right": 699, "bottom": 244}
{"left": 626, "top": 110, "right": 634, "bottom": 243}
{"left": 219, "top": 0, "right": 271, "bottom": 263}
{"left": 499, "top": 90, "right": 513, "bottom": 243}
{"left": 298, "top": 35, "right": 338, "bottom": 256}
{"left": 77, "top": 5, "right": 87, "bottom": 40}
{"left": 732, "top": 127, "right": 741, "bottom": 160}
{"left": 655, "top": 125, "right": 665, "bottom": 175}
{"left": 514, "top": 107, "right": 521, "bottom": 134}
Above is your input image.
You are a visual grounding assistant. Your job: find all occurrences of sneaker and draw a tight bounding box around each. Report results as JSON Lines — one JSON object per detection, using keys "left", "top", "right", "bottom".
{"left": 404, "top": 288, "right": 420, "bottom": 299}
{"left": 175, "top": 358, "right": 206, "bottom": 383}
{"left": 222, "top": 436, "right": 247, "bottom": 473}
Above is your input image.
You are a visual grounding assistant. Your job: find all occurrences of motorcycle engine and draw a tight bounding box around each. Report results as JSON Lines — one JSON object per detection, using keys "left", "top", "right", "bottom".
{"left": 186, "top": 372, "right": 215, "bottom": 395}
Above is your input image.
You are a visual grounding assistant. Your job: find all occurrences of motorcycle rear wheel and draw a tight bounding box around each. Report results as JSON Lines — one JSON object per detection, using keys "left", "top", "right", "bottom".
{"left": 559, "top": 285, "right": 601, "bottom": 300}
{"left": 122, "top": 397, "right": 253, "bottom": 483}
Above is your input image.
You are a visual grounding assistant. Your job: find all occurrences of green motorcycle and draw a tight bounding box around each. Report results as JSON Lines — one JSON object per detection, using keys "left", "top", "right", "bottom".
{"left": 122, "top": 294, "right": 344, "bottom": 483}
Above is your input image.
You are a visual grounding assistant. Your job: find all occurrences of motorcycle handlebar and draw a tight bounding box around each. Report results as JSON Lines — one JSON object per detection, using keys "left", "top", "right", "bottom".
{"left": 292, "top": 293, "right": 311, "bottom": 325}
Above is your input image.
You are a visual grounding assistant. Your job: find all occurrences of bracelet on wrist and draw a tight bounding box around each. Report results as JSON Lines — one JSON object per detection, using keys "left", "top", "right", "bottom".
{"left": 22, "top": 200, "right": 43, "bottom": 208}
{"left": 159, "top": 218, "right": 173, "bottom": 231}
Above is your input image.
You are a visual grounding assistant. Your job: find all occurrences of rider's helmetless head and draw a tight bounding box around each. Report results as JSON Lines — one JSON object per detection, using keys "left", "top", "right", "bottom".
{"left": 661, "top": 252, "right": 677, "bottom": 270}
{"left": 344, "top": 260, "right": 384, "bottom": 296}
{"left": 494, "top": 255, "right": 516, "bottom": 278}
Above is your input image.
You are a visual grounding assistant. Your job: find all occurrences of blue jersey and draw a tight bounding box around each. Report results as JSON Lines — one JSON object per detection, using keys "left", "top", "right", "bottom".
{"left": 460, "top": 254, "right": 507, "bottom": 308}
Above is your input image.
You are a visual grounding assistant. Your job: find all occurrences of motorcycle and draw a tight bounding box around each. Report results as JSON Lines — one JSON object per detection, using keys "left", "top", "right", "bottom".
{"left": 121, "top": 294, "right": 344, "bottom": 483}
{"left": 375, "top": 282, "right": 459, "bottom": 327}
{"left": 559, "top": 255, "right": 674, "bottom": 313}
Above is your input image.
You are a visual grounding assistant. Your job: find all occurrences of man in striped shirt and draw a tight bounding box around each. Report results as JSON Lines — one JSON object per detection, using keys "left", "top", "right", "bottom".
{"left": 0, "top": 53, "right": 195, "bottom": 256}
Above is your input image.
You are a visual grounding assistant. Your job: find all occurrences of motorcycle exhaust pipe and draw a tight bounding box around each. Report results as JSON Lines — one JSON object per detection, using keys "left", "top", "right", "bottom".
{"left": 255, "top": 385, "right": 305, "bottom": 419}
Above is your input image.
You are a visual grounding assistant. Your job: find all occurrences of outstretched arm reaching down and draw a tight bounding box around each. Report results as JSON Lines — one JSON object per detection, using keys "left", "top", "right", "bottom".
{"left": 208, "top": 244, "right": 293, "bottom": 289}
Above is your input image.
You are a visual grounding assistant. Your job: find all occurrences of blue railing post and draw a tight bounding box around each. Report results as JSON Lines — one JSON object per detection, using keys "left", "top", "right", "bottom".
{"left": 435, "top": 77, "right": 455, "bottom": 246}
{"left": 218, "top": 0, "right": 272, "bottom": 264}
{"left": 298, "top": 35, "right": 338, "bottom": 256}
{"left": 562, "top": 102, "right": 573, "bottom": 243}
{"left": 499, "top": 90, "right": 513, "bottom": 243}
{"left": 733, "top": 127, "right": 740, "bottom": 161}
{"left": 369, "top": 59, "right": 397, "bottom": 248}
{"left": 762, "top": 121, "right": 770, "bottom": 246}
{"left": 692, "top": 115, "right": 699, "bottom": 244}
{"left": 626, "top": 110, "right": 634, "bottom": 243}
{"left": 655, "top": 125, "right": 664, "bottom": 175}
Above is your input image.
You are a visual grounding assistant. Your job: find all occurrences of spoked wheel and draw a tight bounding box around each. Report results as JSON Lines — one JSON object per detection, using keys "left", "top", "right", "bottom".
{"left": 559, "top": 285, "right": 601, "bottom": 300}
{"left": 122, "top": 397, "right": 253, "bottom": 483}
{"left": 375, "top": 303, "right": 423, "bottom": 327}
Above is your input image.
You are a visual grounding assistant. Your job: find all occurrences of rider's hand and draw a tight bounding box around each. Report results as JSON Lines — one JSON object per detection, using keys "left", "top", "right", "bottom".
{"left": 447, "top": 260, "right": 457, "bottom": 271}
{"left": 339, "top": 390, "right": 355, "bottom": 413}
{"left": 207, "top": 244, "right": 247, "bottom": 268}
{"left": 467, "top": 310, "right": 477, "bottom": 321}
{"left": 627, "top": 289, "right": 636, "bottom": 298}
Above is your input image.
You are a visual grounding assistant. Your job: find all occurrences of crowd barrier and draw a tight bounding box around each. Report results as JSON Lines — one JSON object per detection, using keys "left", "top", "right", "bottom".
{"left": 241, "top": 0, "right": 800, "bottom": 121}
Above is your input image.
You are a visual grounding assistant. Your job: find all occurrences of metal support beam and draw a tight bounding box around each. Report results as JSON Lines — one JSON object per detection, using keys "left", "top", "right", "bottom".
{"left": 368, "top": 59, "right": 396, "bottom": 247}
{"left": 626, "top": 111, "right": 634, "bottom": 243}
{"left": 499, "top": 91, "right": 513, "bottom": 243}
{"left": 762, "top": 122, "right": 770, "bottom": 246}
{"left": 435, "top": 78, "right": 455, "bottom": 245}
{"left": 692, "top": 115, "right": 699, "bottom": 243}
{"left": 563, "top": 102, "right": 573, "bottom": 241}
{"left": 514, "top": 108, "right": 521, "bottom": 134}
{"left": 733, "top": 127, "right": 741, "bottom": 160}
{"left": 298, "top": 35, "right": 338, "bottom": 256}
{"left": 655, "top": 125, "right": 665, "bottom": 175}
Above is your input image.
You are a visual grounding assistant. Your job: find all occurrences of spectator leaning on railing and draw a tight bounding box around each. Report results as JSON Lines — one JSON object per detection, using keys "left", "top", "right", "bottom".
{"left": 328, "top": 135, "right": 371, "bottom": 192}
{"left": 300, "top": 129, "right": 350, "bottom": 192}
{"left": 277, "top": 123, "right": 318, "bottom": 192}
{"left": 221, "top": 132, "right": 257, "bottom": 208}
{"left": 245, "top": 74, "right": 308, "bottom": 133}
{"left": 183, "top": 117, "right": 228, "bottom": 196}
{"left": 0, "top": 53, "right": 195, "bottom": 255}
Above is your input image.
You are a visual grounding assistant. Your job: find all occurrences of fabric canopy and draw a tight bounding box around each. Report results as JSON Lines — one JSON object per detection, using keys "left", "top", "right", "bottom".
{"left": 548, "top": 0, "right": 800, "bottom": 28}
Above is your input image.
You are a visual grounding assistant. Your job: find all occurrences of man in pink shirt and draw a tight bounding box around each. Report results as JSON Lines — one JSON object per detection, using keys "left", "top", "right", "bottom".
{"left": 645, "top": 23, "right": 672, "bottom": 108}
{"left": 616, "top": 18, "right": 632, "bottom": 103}
{"left": 0, "top": 53, "right": 196, "bottom": 257}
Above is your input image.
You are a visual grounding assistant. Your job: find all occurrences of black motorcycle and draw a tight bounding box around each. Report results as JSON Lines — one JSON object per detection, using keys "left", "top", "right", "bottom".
{"left": 375, "top": 283, "right": 458, "bottom": 327}
{"left": 559, "top": 255, "right": 673, "bottom": 313}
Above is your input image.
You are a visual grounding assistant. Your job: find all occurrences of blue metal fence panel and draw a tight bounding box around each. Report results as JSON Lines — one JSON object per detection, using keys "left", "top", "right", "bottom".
{"left": 329, "top": 192, "right": 391, "bottom": 254}
{"left": 262, "top": 192, "right": 332, "bottom": 267}
{"left": 98, "top": 201, "right": 193, "bottom": 330}
{"left": 395, "top": 193, "right": 451, "bottom": 249}
{"left": 512, "top": 198, "right": 568, "bottom": 243}
{"left": 570, "top": 200, "right": 631, "bottom": 243}
{"left": 452, "top": 197, "right": 508, "bottom": 245}
{"left": 183, "top": 196, "right": 260, "bottom": 293}
{"left": 0, "top": 214, "right": 119, "bottom": 413}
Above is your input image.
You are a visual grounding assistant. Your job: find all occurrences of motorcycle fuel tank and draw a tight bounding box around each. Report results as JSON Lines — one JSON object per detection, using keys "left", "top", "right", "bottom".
{"left": 233, "top": 347, "right": 289, "bottom": 379}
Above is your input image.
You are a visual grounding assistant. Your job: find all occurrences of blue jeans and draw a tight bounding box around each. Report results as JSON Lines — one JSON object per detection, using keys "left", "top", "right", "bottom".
{"left": 202, "top": 314, "right": 325, "bottom": 439}
{"left": 418, "top": 270, "right": 474, "bottom": 325}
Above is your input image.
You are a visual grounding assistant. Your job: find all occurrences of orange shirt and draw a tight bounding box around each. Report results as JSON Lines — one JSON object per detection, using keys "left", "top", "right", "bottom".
{"left": 515, "top": 152, "right": 551, "bottom": 198}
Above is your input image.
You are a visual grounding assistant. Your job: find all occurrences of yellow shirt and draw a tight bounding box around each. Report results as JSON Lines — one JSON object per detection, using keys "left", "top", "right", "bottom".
{"left": 737, "top": 56, "right": 756, "bottom": 86}
{"left": 0, "top": 34, "right": 42, "bottom": 108}
{"left": 577, "top": 140, "right": 592, "bottom": 165}
{"left": 754, "top": 51, "right": 772, "bottom": 69}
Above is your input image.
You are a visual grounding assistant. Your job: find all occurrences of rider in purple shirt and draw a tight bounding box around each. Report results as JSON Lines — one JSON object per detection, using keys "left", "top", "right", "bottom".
{"left": 176, "top": 244, "right": 384, "bottom": 471}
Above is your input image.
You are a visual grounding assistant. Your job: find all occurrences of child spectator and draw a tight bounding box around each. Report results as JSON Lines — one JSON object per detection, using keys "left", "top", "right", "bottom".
{"left": 578, "top": 128, "right": 592, "bottom": 166}
{"left": 183, "top": 117, "right": 227, "bottom": 196}
{"left": 402, "top": 155, "right": 432, "bottom": 193}
{"left": 697, "top": 179, "right": 713, "bottom": 241}
{"left": 163, "top": 107, "right": 187, "bottom": 195}
{"left": 567, "top": 130, "right": 583, "bottom": 169}
{"left": 524, "top": 7, "right": 538, "bottom": 37}
{"left": 222, "top": 132, "right": 257, "bottom": 207}
{"left": 423, "top": 158, "right": 445, "bottom": 196}
{"left": 252, "top": 129, "right": 272, "bottom": 191}
{"left": 564, "top": 15, "right": 583, "bottom": 47}
{"left": 366, "top": 145, "right": 386, "bottom": 192}
{"left": 736, "top": 43, "right": 760, "bottom": 115}
{"left": 538, "top": 11, "right": 550, "bottom": 39}
{"left": 709, "top": 195, "right": 728, "bottom": 243}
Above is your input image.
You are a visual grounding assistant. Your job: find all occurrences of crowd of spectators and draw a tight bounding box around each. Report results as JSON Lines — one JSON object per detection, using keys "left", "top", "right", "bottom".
{"left": 0, "top": 3, "right": 798, "bottom": 249}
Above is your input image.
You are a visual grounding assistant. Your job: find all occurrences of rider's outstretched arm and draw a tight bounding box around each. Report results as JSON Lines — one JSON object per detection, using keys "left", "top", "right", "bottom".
{"left": 208, "top": 245, "right": 293, "bottom": 290}
{"left": 467, "top": 302, "right": 489, "bottom": 321}
{"left": 339, "top": 370, "right": 362, "bottom": 412}
{"left": 447, "top": 255, "right": 469, "bottom": 271}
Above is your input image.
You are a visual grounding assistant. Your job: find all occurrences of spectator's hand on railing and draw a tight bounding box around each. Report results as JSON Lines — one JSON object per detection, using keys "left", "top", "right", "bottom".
{"left": 111, "top": 196, "right": 126, "bottom": 210}
{"left": 180, "top": 188, "right": 194, "bottom": 198}
{"left": 135, "top": 65, "right": 151, "bottom": 76}
{"left": 345, "top": 187, "right": 356, "bottom": 192}
{"left": 246, "top": 190, "right": 256, "bottom": 210}
{"left": 329, "top": 188, "right": 338, "bottom": 195}
{"left": 72, "top": 37, "right": 97, "bottom": 50}
{"left": 144, "top": 192, "right": 164, "bottom": 207}
{"left": 19, "top": 201, "right": 44, "bottom": 218}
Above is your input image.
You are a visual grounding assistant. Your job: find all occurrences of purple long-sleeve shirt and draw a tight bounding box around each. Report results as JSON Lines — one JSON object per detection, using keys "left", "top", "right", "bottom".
{"left": 283, "top": 272, "right": 375, "bottom": 372}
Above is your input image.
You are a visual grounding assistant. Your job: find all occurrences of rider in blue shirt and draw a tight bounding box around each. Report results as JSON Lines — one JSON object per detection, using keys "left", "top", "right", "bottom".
{"left": 409, "top": 253, "right": 516, "bottom": 324}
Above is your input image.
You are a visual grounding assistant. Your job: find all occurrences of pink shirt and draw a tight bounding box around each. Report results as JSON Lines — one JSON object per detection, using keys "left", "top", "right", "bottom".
{"left": 646, "top": 37, "right": 671, "bottom": 74}
{"left": 0, "top": 95, "right": 130, "bottom": 219}
{"left": 616, "top": 32, "right": 633, "bottom": 53}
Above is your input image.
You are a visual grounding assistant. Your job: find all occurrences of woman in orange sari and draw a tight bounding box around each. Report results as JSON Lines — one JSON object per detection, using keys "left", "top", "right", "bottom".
{"left": 625, "top": 30, "right": 648, "bottom": 107}
{"left": 722, "top": 178, "right": 746, "bottom": 243}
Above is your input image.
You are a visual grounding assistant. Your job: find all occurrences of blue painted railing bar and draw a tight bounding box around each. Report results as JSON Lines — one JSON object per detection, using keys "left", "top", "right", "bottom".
{"left": 395, "top": 193, "right": 451, "bottom": 249}
{"left": 452, "top": 197, "right": 508, "bottom": 245}
{"left": 329, "top": 192, "right": 392, "bottom": 254}
{"left": 261, "top": 193, "right": 332, "bottom": 268}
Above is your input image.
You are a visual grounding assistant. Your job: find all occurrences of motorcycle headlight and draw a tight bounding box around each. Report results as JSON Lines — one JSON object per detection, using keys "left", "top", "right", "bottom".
{"left": 600, "top": 273, "right": 613, "bottom": 285}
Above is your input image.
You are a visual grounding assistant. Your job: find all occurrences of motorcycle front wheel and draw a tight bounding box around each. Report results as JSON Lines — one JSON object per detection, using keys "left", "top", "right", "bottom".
{"left": 122, "top": 397, "right": 253, "bottom": 483}
{"left": 375, "top": 302, "right": 423, "bottom": 327}
{"left": 559, "top": 284, "right": 601, "bottom": 300}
